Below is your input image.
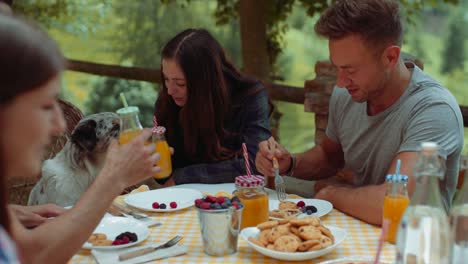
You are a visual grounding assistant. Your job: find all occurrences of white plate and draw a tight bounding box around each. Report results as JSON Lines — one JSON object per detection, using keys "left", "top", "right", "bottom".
{"left": 124, "top": 188, "right": 203, "bottom": 212}
{"left": 318, "top": 257, "right": 393, "bottom": 264}
{"left": 269, "top": 199, "right": 333, "bottom": 219}
{"left": 241, "top": 225, "right": 347, "bottom": 261}
{"left": 83, "top": 216, "right": 149, "bottom": 250}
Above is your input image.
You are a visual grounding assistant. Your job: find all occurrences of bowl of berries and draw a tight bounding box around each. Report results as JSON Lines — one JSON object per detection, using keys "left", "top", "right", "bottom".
{"left": 194, "top": 195, "right": 244, "bottom": 256}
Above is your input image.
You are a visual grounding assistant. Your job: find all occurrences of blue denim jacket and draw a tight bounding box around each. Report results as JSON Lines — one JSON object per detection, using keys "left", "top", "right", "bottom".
{"left": 171, "top": 87, "right": 271, "bottom": 184}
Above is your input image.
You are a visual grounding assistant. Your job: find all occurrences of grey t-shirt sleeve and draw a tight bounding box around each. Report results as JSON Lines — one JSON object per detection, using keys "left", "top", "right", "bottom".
{"left": 400, "top": 102, "right": 462, "bottom": 159}
{"left": 326, "top": 87, "right": 341, "bottom": 144}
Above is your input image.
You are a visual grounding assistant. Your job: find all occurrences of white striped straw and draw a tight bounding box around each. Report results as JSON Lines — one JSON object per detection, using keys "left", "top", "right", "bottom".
{"left": 242, "top": 143, "right": 252, "bottom": 177}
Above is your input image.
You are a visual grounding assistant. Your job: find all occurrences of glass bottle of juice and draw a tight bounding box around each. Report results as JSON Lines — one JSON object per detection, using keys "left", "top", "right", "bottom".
{"left": 117, "top": 106, "right": 143, "bottom": 144}
{"left": 383, "top": 174, "right": 409, "bottom": 244}
{"left": 450, "top": 159, "right": 468, "bottom": 263}
{"left": 152, "top": 126, "right": 172, "bottom": 184}
{"left": 396, "top": 142, "right": 451, "bottom": 264}
{"left": 234, "top": 175, "right": 269, "bottom": 229}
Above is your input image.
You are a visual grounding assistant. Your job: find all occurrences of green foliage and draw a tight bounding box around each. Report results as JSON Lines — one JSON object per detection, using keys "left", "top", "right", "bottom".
{"left": 214, "top": 0, "right": 329, "bottom": 72}
{"left": 441, "top": 9, "right": 466, "bottom": 73}
{"left": 109, "top": 0, "right": 241, "bottom": 68}
{"left": 12, "top": 0, "right": 111, "bottom": 35}
{"left": 85, "top": 77, "right": 157, "bottom": 127}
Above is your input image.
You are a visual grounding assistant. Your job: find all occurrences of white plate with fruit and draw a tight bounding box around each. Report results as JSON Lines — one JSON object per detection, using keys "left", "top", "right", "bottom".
{"left": 269, "top": 199, "right": 333, "bottom": 220}
{"left": 124, "top": 188, "right": 203, "bottom": 212}
{"left": 83, "top": 216, "right": 149, "bottom": 250}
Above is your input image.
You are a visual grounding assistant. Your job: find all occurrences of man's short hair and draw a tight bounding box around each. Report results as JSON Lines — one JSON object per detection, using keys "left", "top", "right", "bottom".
{"left": 315, "top": 0, "right": 403, "bottom": 50}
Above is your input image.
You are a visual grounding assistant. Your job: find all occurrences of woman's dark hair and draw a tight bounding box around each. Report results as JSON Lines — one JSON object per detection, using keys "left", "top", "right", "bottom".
{"left": 0, "top": 14, "right": 65, "bottom": 233}
{"left": 156, "top": 28, "right": 263, "bottom": 163}
{"left": 315, "top": 0, "right": 402, "bottom": 51}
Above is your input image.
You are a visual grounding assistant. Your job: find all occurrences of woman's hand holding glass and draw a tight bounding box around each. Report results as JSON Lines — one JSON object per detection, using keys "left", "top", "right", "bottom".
{"left": 102, "top": 128, "right": 161, "bottom": 189}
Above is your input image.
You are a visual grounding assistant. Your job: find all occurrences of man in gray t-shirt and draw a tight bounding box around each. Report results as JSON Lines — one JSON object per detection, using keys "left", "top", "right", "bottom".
{"left": 255, "top": 0, "right": 464, "bottom": 225}
{"left": 327, "top": 63, "right": 463, "bottom": 212}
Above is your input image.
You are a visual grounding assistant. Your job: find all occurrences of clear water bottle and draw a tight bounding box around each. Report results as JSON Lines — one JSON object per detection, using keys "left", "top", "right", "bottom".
{"left": 396, "top": 142, "right": 451, "bottom": 264}
{"left": 450, "top": 159, "right": 468, "bottom": 263}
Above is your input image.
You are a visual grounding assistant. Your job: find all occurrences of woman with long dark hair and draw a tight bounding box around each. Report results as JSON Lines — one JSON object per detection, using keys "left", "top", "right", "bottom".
{"left": 155, "top": 29, "right": 271, "bottom": 185}
{"left": 0, "top": 14, "right": 159, "bottom": 263}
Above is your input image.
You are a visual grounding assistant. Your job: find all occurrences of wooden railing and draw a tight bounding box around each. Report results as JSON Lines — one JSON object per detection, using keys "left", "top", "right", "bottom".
{"left": 65, "top": 58, "right": 468, "bottom": 127}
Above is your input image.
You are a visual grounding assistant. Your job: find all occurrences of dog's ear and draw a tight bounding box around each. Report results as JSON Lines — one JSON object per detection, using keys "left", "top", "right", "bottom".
{"left": 71, "top": 120, "right": 98, "bottom": 152}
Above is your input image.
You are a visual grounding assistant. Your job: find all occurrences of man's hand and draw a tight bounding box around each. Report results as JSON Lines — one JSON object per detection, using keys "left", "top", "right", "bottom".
{"left": 9, "top": 204, "right": 66, "bottom": 228}
{"left": 255, "top": 137, "right": 292, "bottom": 176}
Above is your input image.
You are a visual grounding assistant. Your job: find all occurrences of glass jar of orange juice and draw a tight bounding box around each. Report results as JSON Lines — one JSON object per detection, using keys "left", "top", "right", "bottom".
{"left": 383, "top": 174, "right": 409, "bottom": 244}
{"left": 152, "top": 127, "right": 172, "bottom": 184}
{"left": 117, "top": 106, "right": 143, "bottom": 145}
{"left": 234, "top": 175, "right": 269, "bottom": 229}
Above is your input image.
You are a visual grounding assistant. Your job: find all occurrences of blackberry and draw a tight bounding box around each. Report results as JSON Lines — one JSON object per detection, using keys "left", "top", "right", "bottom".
{"left": 159, "top": 203, "right": 167, "bottom": 209}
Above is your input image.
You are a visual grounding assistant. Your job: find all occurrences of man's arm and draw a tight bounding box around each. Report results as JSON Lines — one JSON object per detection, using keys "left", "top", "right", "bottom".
{"left": 256, "top": 135, "right": 344, "bottom": 180}
{"left": 293, "top": 136, "right": 345, "bottom": 180}
{"left": 315, "top": 151, "right": 418, "bottom": 225}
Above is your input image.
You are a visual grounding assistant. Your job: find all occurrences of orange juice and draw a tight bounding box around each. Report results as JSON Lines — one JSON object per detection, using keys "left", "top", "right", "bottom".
{"left": 383, "top": 194, "right": 409, "bottom": 243}
{"left": 119, "top": 129, "right": 142, "bottom": 145}
{"left": 119, "top": 129, "right": 172, "bottom": 179}
{"left": 153, "top": 139, "right": 172, "bottom": 179}
{"left": 237, "top": 190, "right": 269, "bottom": 229}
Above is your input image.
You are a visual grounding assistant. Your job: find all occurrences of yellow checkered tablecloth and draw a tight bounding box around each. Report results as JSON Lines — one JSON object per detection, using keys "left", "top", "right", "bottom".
{"left": 69, "top": 195, "right": 395, "bottom": 264}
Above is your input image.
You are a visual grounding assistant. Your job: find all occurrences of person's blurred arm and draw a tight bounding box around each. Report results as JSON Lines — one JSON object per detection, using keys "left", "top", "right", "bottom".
{"left": 11, "top": 129, "right": 159, "bottom": 264}
{"left": 8, "top": 204, "right": 66, "bottom": 228}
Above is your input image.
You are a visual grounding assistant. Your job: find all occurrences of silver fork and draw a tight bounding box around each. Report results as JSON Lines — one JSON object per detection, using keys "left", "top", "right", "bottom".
{"left": 119, "top": 235, "right": 183, "bottom": 261}
{"left": 273, "top": 157, "right": 287, "bottom": 201}
{"left": 268, "top": 137, "right": 287, "bottom": 201}
{"left": 121, "top": 211, "right": 149, "bottom": 220}
{"left": 111, "top": 202, "right": 149, "bottom": 219}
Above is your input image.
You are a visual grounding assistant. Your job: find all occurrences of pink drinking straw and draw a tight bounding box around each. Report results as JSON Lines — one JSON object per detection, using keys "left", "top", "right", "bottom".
{"left": 374, "top": 219, "right": 389, "bottom": 264}
{"left": 242, "top": 143, "right": 252, "bottom": 177}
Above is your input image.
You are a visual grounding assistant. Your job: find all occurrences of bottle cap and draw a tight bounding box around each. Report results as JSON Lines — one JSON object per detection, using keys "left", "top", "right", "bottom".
{"left": 116, "top": 106, "right": 140, "bottom": 116}
{"left": 385, "top": 174, "right": 394, "bottom": 182}
{"left": 235, "top": 175, "right": 265, "bottom": 188}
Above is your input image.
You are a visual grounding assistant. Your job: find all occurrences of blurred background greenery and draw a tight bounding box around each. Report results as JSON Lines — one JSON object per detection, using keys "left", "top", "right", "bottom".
{"left": 10, "top": 0, "right": 468, "bottom": 153}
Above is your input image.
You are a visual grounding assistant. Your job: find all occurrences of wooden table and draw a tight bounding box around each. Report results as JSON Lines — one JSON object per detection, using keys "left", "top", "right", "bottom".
{"left": 69, "top": 184, "right": 396, "bottom": 263}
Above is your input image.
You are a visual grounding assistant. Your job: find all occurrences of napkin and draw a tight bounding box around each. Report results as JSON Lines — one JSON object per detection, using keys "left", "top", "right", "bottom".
{"left": 92, "top": 244, "right": 188, "bottom": 264}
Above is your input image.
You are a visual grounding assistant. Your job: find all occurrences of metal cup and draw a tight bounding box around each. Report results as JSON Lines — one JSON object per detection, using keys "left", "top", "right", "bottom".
{"left": 196, "top": 206, "right": 243, "bottom": 256}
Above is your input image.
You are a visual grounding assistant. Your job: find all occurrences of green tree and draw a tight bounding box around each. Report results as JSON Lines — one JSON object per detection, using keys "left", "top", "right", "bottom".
{"left": 441, "top": 10, "right": 466, "bottom": 73}
{"left": 85, "top": 77, "right": 157, "bottom": 127}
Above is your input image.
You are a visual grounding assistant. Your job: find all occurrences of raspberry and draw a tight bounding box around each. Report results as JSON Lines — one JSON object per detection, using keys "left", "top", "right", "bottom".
{"left": 112, "top": 239, "right": 123, "bottom": 245}
{"left": 159, "top": 203, "right": 167, "bottom": 209}
{"left": 200, "top": 202, "right": 211, "bottom": 209}
{"left": 195, "top": 199, "right": 203, "bottom": 205}
{"left": 121, "top": 236, "right": 130, "bottom": 244}
{"left": 152, "top": 202, "right": 160, "bottom": 209}
{"left": 231, "top": 202, "right": 240, "bottom": 209}
{"left": 215, "top": 197, "right": 225, "bottom": 204}
{"left": 296, "top": 200, "right": 305, "bottom": 208}
{"left": 205, "top": 196, "right": 216, "bottom": 203}
{"left": 170, "top": 202, "right": 178, "bottom": 209}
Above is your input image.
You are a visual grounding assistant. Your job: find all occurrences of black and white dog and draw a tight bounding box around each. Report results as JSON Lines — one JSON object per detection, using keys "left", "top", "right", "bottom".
{"left": 28, "top": 112, "right": 120, "bottom": 207}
